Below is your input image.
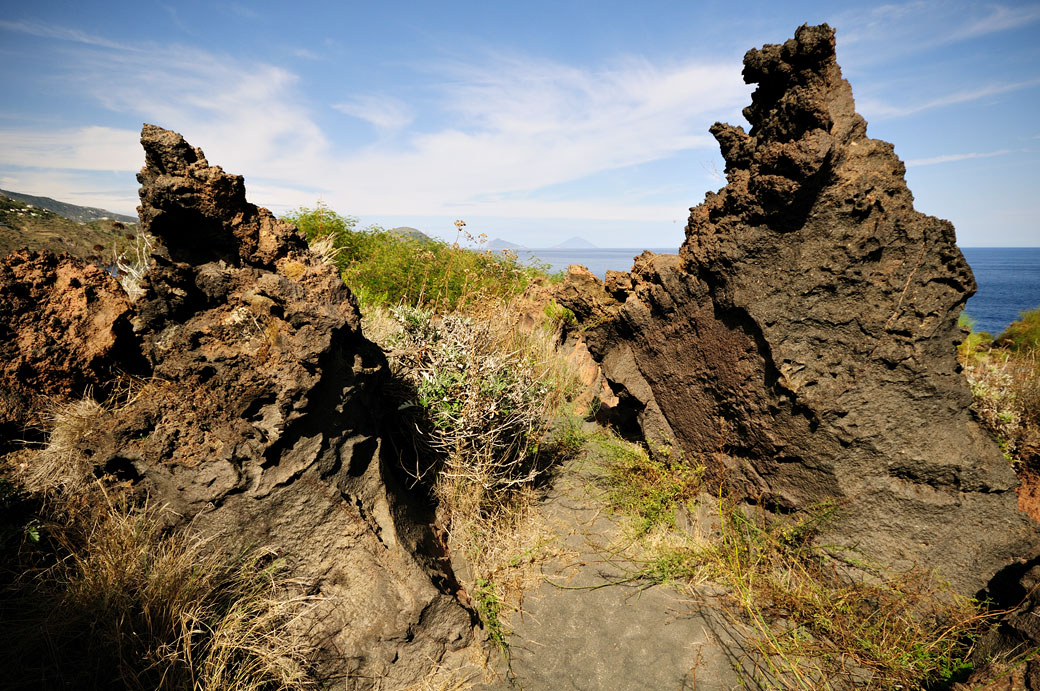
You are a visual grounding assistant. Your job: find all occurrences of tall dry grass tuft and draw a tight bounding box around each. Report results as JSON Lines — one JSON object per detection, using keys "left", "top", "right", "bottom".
{"left": 20, "top": 397, "right": 108, "bottom": 495}
{"left": 0, "top": 492, "right": 316, "bottom": 690}
{"left": 2, "top": 396, "right": 317, "bottom": 690}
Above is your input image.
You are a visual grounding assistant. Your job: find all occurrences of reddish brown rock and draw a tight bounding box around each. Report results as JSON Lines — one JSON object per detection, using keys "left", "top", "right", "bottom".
{"left": 0, "top": 250, "right": 139, "bottom": 440}
{"left": 557, "top": 25, "right": 1037, "bottom": 594}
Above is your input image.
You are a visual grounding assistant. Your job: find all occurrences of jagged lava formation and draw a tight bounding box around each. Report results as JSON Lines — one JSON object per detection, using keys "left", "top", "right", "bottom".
{"left": 557, "top": 24, "right": 1037, "bottom": 593}
{"left": 1, "top": 125, "right": 473, "bottom": 688}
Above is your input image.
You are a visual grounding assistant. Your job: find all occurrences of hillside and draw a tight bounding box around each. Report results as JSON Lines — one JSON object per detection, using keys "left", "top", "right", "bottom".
{"left": 0, "top": 193, "right": 138, "bottom": 259}
{"left": 0, "top": 188, "right": 137, "bottom": 224}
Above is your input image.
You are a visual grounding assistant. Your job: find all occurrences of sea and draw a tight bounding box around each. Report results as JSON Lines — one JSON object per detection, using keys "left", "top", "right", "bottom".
{"left": 518, "top": 247, "right": 1040, "bottom": 337}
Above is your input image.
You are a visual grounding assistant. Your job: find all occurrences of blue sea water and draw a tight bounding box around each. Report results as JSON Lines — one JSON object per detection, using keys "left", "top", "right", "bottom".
{"left": 520, "top": 246, "right": 1040, "bottom": 337}
{"left": 962, "top": 247, "right": 1040, "bottom": 336}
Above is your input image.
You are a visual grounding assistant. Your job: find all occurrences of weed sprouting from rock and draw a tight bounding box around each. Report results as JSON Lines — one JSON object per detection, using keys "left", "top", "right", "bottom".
{"left": 114, "top": 232, "right": 153, "bottom": 302}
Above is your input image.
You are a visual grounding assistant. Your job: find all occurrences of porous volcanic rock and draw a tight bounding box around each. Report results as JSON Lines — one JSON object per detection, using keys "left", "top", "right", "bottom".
{"left": 0, "top": 249, "right": 139, "bottom": 443}
{"left": 556, "top": 25, "right": 1037, "bottom": 593}
{"left": 63, "top": 125, "right": 472, "bottom": 686}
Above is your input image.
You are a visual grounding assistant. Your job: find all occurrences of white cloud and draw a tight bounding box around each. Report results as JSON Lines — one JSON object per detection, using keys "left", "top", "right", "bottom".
{"left": 950, "top": 3, "right": 1040, "bottom": 40}
{"left": 333, "top": 96, "right": 414, "bottom": 130}
{"left": 320, "top": 54, "right": 746, "bottom": 217}
{"left": 838, "top": 1, "right": 1040, "bottom": 50}
{"left": 0, "top": 22, "right": 748, "bottom": 222}
{"left": 0, "top": 20, "right": 140, "bottom": 51}
{"left": 0, "top": 126, "right": 141, "bottom": 170}
{"left": 859, "top": 79, "right": 1040, "bottom": 118}
{"left": 906, "top": 149, "right": 1011, "bottom": 167}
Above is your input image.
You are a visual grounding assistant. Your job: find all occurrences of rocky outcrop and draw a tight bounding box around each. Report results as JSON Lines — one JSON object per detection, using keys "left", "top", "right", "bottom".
{"left": 5, "top": 125, "right": 472, "bottom": 687}
{"left": 0, "top": 250, "right": 140, "bottom": 443}
{"left": 557, "top": 25, "right": 1037, "bottom": 594}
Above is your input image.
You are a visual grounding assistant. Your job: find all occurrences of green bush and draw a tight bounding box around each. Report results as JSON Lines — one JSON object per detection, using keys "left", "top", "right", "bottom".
{"left": 998, "top": 306, "right": 1040, "bottom": 353}
{"left": 282, "top": 204, "right": 554, "bottom": 312}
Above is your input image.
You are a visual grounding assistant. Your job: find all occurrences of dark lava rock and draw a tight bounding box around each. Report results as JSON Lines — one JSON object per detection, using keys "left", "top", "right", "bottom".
{"left": 0, "top": 249, "right": 139, "bottom": 443}
{"left": 12, "top": 125, "right": 472, "bottom": 687}
{"left": 556, "top": 24, "right": 1037, "bottom": 594}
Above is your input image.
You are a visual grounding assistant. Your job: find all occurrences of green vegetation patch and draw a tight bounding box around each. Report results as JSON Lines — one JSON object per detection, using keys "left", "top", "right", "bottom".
{"left": 283, "top": 203, "right": 556, "bottom": 313}
{"left": 960, "top": 309, "right": 1040, "bottom": 465}
{"left": 998, "top": 306, "right": 1040, "bottom": 353}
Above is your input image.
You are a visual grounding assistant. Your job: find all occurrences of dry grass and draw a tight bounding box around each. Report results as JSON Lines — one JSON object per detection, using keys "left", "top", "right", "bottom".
{"left": 0, "top": 489, "right": 317, "bottom": 690}
{"left": 115, "top": 232, "right": 154, "bottom": 302}
{"left": 594, "top": 433, "right": 990, "bottom": 690}
{"left": 1, "top": 395, "right": 318, "bottom": 690}
{"left": 20, "top": 397, "right": 108, "bottom": 495}
{"left": 306, "top": 233, "right": 340, "bottom": 266}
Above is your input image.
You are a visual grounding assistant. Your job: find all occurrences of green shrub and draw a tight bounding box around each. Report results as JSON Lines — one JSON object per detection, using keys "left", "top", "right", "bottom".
{"left": 282, "top": 205, "right": 554, "bottom": 313}
{"left": 998, "top": 306, "right": 1040, "bottom": 353}
{"left": 387, "top": 304, "right": 580, "bottom": 495}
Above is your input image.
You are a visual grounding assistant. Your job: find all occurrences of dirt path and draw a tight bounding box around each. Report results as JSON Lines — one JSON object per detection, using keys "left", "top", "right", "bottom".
{"left": 477, "top": 454, "right": 754, "bottom": 691}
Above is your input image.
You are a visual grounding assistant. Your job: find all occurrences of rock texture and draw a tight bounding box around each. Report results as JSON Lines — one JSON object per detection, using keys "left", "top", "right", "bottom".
{"left": 0, "top": 249, "right": 139, "bottom": 443}
{"left": 5, "top": 125, "right": 473, "bottom": 687}
{"left": 556, "top": 25, "right": 1037, "bottom": 594}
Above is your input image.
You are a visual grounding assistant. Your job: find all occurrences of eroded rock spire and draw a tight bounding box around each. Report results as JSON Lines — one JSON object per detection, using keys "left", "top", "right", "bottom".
{"left": 557, "top": 24, "right": 1036, "bottom": 593}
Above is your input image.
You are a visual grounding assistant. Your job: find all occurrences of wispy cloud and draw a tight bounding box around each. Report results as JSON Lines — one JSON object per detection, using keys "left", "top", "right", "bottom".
{"left": 949, "top": 3, "right": 1040, "bottom": 40}
{"left": 315, "top": 54, "right": 746, "bottom": 217}
{"left": 0, "top": 126, "right": 141, "bottom": 170}
{"left": 859, "top": 79, "right": 1040, "bottom": 118}
{"left": 839, "top": 1, "right": 1040, "bottom": 51}
{"left": 0, "top": 23, "right": 748, "bottom": 221}
{"left": 906, "top": 149, "right": 1011, "bottom": 167}
{"left": 0, "top": 19, "right": 140, "bottom": 51}
{"left": 333, "top": 96, "right": 414, "bottom": 131}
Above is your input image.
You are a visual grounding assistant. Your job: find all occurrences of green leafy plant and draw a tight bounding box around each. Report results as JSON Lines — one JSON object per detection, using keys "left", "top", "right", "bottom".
{"left": 473, "top": 578, "right": 509, "bottom": 654}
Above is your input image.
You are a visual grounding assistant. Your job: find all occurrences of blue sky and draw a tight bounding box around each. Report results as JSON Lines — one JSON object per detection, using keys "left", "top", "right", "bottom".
{"left": 0, "top": 1, "right": 1037, "bottom": 248}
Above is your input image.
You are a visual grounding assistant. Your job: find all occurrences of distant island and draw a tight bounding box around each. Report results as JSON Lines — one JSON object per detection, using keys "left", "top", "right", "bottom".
{"left": 389, "top": 226, "right": 432, "bottom": 242}
{"left": 486, "top": 236, "right": 598, "bottom": 250}
{"left": 552, "top": 236, "right": 597, "bottom": 249}
{"left": 487, "top": 237, "right": 525, "bottom": 250}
